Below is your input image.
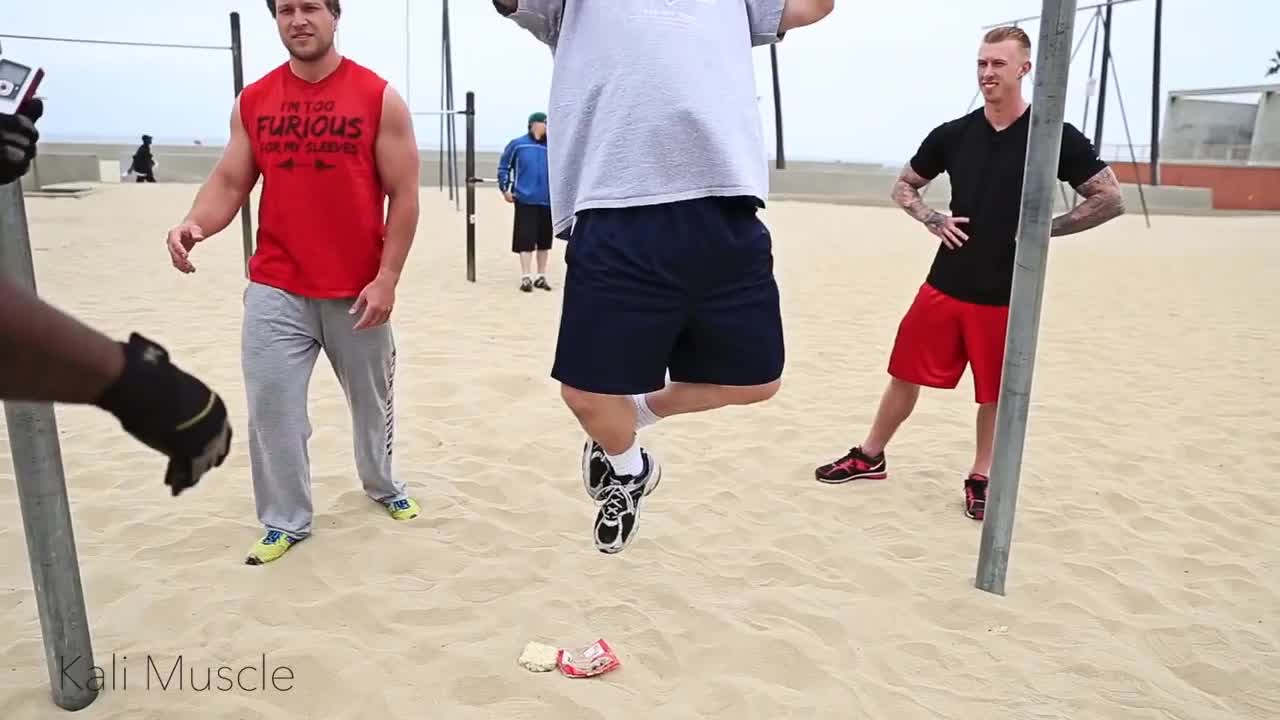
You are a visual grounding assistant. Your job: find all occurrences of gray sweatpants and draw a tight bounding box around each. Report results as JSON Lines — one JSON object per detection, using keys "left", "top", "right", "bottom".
{"left": 241, "top": 281, "right": 405, "bottom": 538}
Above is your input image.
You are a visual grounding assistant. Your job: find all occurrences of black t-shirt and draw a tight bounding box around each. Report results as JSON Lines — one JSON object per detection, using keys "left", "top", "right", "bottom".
{"left": 909, "top": 107, "right": 1107, "bottom": 306}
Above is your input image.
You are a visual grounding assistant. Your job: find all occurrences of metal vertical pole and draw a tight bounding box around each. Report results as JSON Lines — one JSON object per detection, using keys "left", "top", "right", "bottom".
{"left": 465, "top": 91, "right": 476, "bottom": 283}
{"left": 1093, "top": 0, "right": 1113, "bottom": 153}
{"left": 1074, "top": 9, "right": 1102, "bottom": 208}
{"left": 1150, "top": 0, "right": 1162, "bottom": 185}
{"left": 769, "top": 44, "right": 786, "bottom": 170}
{"left": 1081, "top": 10, "right": 1101, "bottom": 144}
{"left": 0, "top": 182, "right": 98, "bottom": 711}
{"left": 230, "top": 12, "right": 253, "bottom": 277}
{"left": 442, "top": 0, "right": 457, "bottom": 205}
{"left": 443, "top": 0, "right": 458, "bottom": 211}
{"left": 975, "top": 0, "right": 1078, "bottom": 596}
{"left": 438, "top": 1, "right": 447, "bottom": 193}
{"left": 439, "top": 42, "right": 445, "bottom": 192}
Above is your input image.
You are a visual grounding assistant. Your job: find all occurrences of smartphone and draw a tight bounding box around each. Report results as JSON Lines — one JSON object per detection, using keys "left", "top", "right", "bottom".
{"left": 0, "top": 42, "right": 44, "bottom": 116}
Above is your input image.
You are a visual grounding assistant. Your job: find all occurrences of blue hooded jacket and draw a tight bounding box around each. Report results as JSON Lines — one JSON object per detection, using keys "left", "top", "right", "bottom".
{"left": 497, "top": 132, "right": 550, "bottom": 207}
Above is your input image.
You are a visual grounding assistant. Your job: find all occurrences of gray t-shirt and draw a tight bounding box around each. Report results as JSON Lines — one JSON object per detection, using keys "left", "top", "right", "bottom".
{"left": 495, "top": 0, "right": 786, "bottom": 238}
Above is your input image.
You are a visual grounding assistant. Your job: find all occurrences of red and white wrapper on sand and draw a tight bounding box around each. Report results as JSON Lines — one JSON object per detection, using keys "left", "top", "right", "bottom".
{"left": 556, "top": 639, "right": 621, "bottom": 678}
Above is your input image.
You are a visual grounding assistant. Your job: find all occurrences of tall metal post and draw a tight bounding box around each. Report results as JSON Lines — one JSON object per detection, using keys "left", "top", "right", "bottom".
{"left": 769, "top": 44, "right": 786, "bottom": 170}
{"left": 975, "top": 0, "right": 1079, "bottom": 596}
{"left": 230, "top": 12, "right": 253, "bottom": 276}
{"left": 1150, "top": 0, "right": 1162, "bottom": 185}
{"left": 439, "top": 43, "right": 446, "bottom": 192}
{"left": 465, "top": 91, "right": 477, "bottom": 283}
{"left": 1073, "top": 9, "right": 1103, "bottom": 208}
{"left": 0, "top": 182, "right": 98, "bottom": 711}
{"left": 1081, "top": 9, "right": 1101, "bottom": 143}
{"left": 443, "top": 0, "right": 458, "bottom": 210}
{"left": 1092, "top": 0, "right": 1113, "bottom": 153}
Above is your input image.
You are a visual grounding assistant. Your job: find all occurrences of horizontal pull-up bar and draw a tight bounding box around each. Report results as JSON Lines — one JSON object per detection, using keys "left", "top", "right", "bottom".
{"left": 1168, "top": 84, "right": 1280, "bottom": 98}
{"left": 0, "top": 32, "right": 231, "bottom": 52}
{"left": 982, "top": 0, "right": 1141, "bottom": 29}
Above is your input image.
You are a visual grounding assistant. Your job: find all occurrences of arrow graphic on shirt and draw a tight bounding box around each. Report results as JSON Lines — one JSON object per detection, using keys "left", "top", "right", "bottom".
{"left": 270, "top": 157, "right": 337, "bottom": 171}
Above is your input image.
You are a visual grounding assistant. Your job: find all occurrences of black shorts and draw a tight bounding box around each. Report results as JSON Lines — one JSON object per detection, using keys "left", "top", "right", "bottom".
{"left": 512, "top": 202, "right": 553, "bottom": 253}
{"left": 551, "top": 196, "right": 785, "bottom": 395}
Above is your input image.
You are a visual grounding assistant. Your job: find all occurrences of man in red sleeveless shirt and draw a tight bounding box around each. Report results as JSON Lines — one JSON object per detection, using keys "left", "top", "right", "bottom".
{"left": 163, "top": 0, "right": 423, "bottom": 565}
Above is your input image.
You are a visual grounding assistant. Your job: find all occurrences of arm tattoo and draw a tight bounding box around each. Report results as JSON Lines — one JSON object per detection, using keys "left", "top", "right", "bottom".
{"left": 1051, "top": 167, "right": 1125, "bottom": 237}
{"left": 890, "top": 164, "right": 943, "bottom": 226}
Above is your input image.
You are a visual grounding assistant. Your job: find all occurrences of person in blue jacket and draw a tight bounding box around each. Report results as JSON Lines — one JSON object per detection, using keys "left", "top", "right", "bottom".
{"left": 498, "top": 112, "right": 553, "bottom": 292}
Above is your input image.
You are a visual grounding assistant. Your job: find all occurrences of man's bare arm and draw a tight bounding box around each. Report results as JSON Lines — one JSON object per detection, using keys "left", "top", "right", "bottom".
{"left": 372, "top": 85, "right": 421, "bottom": 285}
{"left": 1051, "top": 167, "right": 1125, "bottom": 236}
{"left": 891, "top": 164, "right": 944, "bottom": 225}
{"left": 891, "top": 163, "right": 969, "bottom": 248}
{"left": 781, "top": 0, "right": 835, "bottom": 32}
{"left": 182, "top": 98, "right": 260, "bottom": 235}
{"left": 0, "top": 275, "right": 124, "bottom": 403}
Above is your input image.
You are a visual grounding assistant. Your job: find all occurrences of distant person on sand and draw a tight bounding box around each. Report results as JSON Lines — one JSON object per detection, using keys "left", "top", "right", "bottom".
{"left": 163, "top": 0, "right": 423, "bottom": 565}
{"left": 813, "top": 26, "right": 1125, "bottom": 520}
{"left": 130, "top": 134, "right": 157, "bottom": 182}
{"left": 498, "top": 112, "right": 552, "bottom": 292}
{"left": 0, "top": 98, "right": 231, "bottom": 496}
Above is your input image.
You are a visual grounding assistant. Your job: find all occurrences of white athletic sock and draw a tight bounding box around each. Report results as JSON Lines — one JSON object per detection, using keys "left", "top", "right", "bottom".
{"left": 606, "top": 440, "right": 644, "bottom": 477}
{"left": 632, "top": 393, "right": 661, "bottom": 430}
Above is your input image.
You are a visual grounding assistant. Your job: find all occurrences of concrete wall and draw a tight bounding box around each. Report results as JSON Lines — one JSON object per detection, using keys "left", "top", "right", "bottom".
{"left": 1161, "top": 98, "right": 1258, "bottom": 163}
{"left": 24, "top": 140, "right": 1222, "bottom": 214}
{"left": 767, "top": 167, "right": 1212, "bottom": 214}
{"left": 1252, "top": 90, "right": 1280, "bottom": 164}
{"left": 142, "top": 153, "right": 221, "bottom": 183}
{"left": 20, "top": 153, "right": 101, "bottom": 191}
{"left": 1112, "top": 162, "right": 1280, "bottom": 211}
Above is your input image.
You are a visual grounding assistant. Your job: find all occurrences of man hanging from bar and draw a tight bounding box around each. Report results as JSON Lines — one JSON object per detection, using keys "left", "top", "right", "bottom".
{"left": 814, "top": 26, "right": 1124, "bottom": 520}
{"left": 493, "top": 0, "right": 836, "bottom": 554}
{"left": 0, "top": 97, "right": 232, "bottom": 497}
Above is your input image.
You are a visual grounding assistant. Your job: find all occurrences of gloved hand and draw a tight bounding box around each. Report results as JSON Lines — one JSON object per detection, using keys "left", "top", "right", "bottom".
{"left": 0, "top": 97, "right": 42, "bottom": 185}
{"left": 93, "top": 333, "right": 232, "bottom": 496}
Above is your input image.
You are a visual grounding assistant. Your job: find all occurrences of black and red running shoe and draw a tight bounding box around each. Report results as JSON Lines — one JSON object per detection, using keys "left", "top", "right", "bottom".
{"left": 964, "top": 473, "right": 988, "bottom": 520}
{"left": 814, "top": 446, "right": 887, "bottom": 483}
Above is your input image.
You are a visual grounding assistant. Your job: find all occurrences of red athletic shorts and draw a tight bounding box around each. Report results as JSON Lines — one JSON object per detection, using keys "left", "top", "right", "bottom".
{"left": 887, "top": 283, "right": 1009, "bottom": 404}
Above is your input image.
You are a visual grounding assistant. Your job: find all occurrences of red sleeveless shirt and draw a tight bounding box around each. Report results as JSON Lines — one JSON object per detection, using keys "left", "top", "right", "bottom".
{"left": 238, "top": 57, "right": 389, "bottom": 299}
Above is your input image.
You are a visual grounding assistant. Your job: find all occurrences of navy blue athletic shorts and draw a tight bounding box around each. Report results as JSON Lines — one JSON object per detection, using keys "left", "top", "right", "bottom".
{"left": 551, "top": 195, "right": 785, "bottom": 396}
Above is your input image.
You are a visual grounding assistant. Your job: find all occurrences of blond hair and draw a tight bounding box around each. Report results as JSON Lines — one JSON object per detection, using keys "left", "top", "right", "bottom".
{"left": 983, "top": 26, "right": 1032, "bottom": 54}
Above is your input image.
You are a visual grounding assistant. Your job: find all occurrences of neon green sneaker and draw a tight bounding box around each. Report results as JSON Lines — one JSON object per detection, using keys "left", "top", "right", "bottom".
{"left": 244, "top": 530, "right": 300, "bottom": 565}
{"left": 385, "top": 498, "right": 421, "bottom": 521}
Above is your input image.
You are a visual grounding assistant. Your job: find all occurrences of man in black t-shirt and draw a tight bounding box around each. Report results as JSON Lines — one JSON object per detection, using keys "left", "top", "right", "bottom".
{"left": 814, "top": 26, "right": 1124, "bottom": 520}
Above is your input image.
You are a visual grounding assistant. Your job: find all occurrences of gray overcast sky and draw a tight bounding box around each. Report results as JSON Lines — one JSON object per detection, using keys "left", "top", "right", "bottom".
{"left": 6, "top": 0, "right": 1277, "bottom": 164}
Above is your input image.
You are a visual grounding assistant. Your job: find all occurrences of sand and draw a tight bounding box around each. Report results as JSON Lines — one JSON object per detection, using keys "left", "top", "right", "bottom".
{"left": 1, "top": 183, "right": 1278, "bottom": 719}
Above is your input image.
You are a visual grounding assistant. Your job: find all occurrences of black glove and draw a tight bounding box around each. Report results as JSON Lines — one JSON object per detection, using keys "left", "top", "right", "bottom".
{"left": 0, "top": 97, "right": 42, "bottom": 185}
{"left": 93, "top": 333, "right": 232, "bottom": 496}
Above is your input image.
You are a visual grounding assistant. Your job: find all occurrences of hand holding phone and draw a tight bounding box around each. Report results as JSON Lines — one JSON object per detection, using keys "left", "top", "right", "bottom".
{"left": 0, "top": 40, "right": 44, "bottom": 116}
{"left": 0, "top": 41, "right": 44, "bottom": 184}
